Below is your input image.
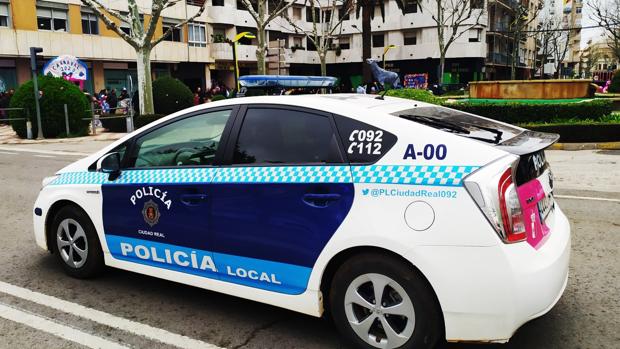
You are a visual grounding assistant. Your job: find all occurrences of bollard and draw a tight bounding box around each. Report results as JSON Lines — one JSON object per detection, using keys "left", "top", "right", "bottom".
{"left": 26, "top": 121, "right": 33, "bottom": 140}
{"left": 63, "top": 104, "right": 70, "bottom": 136}
{"left": 90, "top": 101, "right": 96, "bottom": 136}
{"left": 26, "top": 108, "right": 33, "bottom": 140}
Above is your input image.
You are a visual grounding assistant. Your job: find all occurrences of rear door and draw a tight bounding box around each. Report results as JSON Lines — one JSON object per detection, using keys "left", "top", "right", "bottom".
{"left": 209, "top": 105, "right": 354, "bottom": 295}
{"left": 102, "top": 107, "right": 236, "bottom": 278}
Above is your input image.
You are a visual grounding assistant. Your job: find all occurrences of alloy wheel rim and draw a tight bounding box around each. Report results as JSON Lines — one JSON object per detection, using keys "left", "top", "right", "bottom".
{"left": 56, "top": 218, "right": 88, "bottom": 269}
{"left": 344, "top": 273, "right": 415, "bottom": 349}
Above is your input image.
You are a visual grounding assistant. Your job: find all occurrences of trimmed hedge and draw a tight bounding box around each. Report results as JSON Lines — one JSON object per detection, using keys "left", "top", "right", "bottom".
{"left": 386, "top": 89, "right": 441, "bottom": 105}
{"left": 101, "top": 114, "right": 165, "bottom": 133}
{"left": 153, "top": 77, "right": 193, "bottom": 115}
{"left": 525, "top": 123, "right": 620, "bottom": 142}
{"left": 211, "top": 94, "right": 227, "bottom": 102}
{"left": 609, "top": 70, "right": 620, "bottom": 93}
{"left": 447, "top": 99, "right": 613, "bottom": 124}
{"left": 8, "top": 75, "right": 90, "bottom": 138}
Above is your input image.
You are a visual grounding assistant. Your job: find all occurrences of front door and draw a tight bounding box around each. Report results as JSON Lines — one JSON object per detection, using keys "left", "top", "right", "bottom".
{"left": 209, "top": 106, "right": 355, "bottom": 295}
{"left": 102, "top": 108, "right": 235, "bottom": 280}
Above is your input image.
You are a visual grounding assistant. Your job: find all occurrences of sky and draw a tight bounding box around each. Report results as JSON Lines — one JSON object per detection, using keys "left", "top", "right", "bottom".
{"left": 580, "top": 0, "right": 607, "bottom": 47}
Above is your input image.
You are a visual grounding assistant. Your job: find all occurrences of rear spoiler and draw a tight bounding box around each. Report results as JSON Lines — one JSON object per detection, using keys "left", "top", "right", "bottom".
{"left": 496, "top": 130, "right": 560, "bottom": 156}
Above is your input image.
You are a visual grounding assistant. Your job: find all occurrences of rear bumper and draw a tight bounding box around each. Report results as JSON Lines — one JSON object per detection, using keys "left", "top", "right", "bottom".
{"left": 406, "top": 206, "right": 571, "bottom": 342}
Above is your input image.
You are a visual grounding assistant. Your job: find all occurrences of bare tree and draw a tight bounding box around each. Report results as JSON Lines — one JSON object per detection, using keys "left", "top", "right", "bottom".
{"left": 283, "top": 0, "right": 353, "bottom": 76}
{"left": 240, "top": 0, "right": 295, "bottom": 74}
{"left": 589, "top": 0, "right": 620, "bottom": 61}
{"left": 550, "top": 23, "right": 571, "bottom": 78}
{"left": 536, "top": 12, "right": 561, "bottom": 78}
{"left": 421, "top": 0, "right": 485, "bottom": 84}
{"left": 509, "top": 1, "right": 542, "bottom": 80}
{"left": 80, "top": 0, "right": 206, "bottom": 115}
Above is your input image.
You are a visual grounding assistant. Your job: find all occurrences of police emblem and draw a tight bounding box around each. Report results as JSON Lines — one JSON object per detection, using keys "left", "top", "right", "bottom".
{"left": 142, "top": 200, "right": 160, "bottom": 227}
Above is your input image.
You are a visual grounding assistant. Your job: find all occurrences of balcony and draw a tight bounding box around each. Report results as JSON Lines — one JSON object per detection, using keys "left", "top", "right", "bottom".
{"left": 486, "top": 52, "right": 513, "bottom": 66}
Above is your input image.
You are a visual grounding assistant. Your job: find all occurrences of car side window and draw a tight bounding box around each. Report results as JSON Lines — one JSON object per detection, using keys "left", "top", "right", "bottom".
{"left": 233, "top": 108, "right": 342, "bottom": 165}
{"left": 131, "top": 109, "right": 232, "bottom": 168}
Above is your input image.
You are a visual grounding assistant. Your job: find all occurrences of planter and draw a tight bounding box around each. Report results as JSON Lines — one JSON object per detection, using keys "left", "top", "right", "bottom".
{"left": 470, "top": 80, "right": 595, "bottom": 99}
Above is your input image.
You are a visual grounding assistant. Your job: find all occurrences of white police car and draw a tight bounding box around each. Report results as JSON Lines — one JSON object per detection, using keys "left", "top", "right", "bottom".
{"left": 33, "top": 94, "right": 570, "bottom": 348}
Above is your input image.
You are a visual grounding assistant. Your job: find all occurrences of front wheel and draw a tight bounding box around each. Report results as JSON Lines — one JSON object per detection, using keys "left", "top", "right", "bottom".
{"left": 51, "top": 205, "right": 104, "bottom": 278}
{"left": 329, "top": 253, "right": 442, "bottom": 349}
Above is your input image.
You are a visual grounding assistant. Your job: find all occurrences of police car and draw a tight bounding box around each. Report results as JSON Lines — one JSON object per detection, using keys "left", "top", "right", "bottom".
{"left": 33, "top": 94, "right": 570, "bottom": 348}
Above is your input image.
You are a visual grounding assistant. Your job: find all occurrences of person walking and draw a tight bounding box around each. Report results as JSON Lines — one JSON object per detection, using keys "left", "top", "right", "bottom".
{"left": 108, "top": 89, "right": 118, "bottom": 113}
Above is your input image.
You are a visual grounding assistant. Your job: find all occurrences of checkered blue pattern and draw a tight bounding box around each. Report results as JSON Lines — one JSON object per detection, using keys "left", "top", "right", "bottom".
{"left": 213, "top": 166, "right": 352, "bottom": 183}
{"left": 51, "top": 172, "right": 109, "bottom": 185}
{"left": 50, "top": 165, "right": 477, "bottom": 187}
{"left": 351, "top": 165, "right": 479, "bottom": 187}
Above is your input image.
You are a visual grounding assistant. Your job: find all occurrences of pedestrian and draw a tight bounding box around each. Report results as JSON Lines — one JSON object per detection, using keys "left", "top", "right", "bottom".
{"left": 119, "top": 87, "right": 129, "bottom": 101}
{"left": 108, "top": 89, "right": 118, "bottom": 113}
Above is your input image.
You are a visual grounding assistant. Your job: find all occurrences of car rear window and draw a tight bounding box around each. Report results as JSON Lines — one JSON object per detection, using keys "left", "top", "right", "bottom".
{"left": 391, "top": 105, "right": 522, "bottom": 144}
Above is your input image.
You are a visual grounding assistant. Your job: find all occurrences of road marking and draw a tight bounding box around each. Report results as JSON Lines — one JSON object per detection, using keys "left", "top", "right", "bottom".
{"left": 556, "top": 195, "right": 620, "bottom": 203}
{"left": 0, "top": 302, "right": 129, "bottom": 349}
{"left": 0, "top": 151, "right": 17, "bottom": 155}
{"left": 0, "top": 281, "right": 223, "bottom": 349}
{"left": 0, "top": 146, "right": 90, "bottom": 157}
{"left": 33, "top": 154, "right": 56, "bottom": 158}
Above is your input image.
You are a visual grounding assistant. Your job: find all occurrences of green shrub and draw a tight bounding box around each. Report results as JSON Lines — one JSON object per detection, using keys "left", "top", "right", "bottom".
{"left": 8, "top": 75, "right": 90, "bottom": 139}
{"left": 153, "top": 77, "right": 193, "bottom": 115}
{"left": 386, "top": 89, "right": 441, "bottom": 105}
{"left": 447, "top": 99, "right": 613, "bottom": 124}
{"left": 101, "top": 114, "right": 165, "bottom": 132}
{"left": 609, "top": 70, "right": 620, "bottom": 93}
{"left": 211, "top": 94, "right": 227, "bottom": 102}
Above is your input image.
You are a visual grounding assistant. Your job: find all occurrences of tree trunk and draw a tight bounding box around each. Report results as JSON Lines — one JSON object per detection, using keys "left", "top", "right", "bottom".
{"left": 256, "top": 26, "right": 267, "bottom": 74}
{"left": 319, "top": 52, "right": 327, "bottom": 76}
{"left": 136, "top": 47, "right": 154, "bottom": 115}
{"left": 511, "top": 39, "right": 518, "bottom": 80}
{"left": 439, "top": 53, "right": 446, "bottom": 85}
{"left": 361, "top": 5, "right": 372, "bottom": 86}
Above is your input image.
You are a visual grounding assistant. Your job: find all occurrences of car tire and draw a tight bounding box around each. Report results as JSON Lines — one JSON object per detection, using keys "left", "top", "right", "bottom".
{"left": 329, "top": 253, "right": 442, "bottom": 349}
{"left": 51, "top": 205, "right": 105, "bottom": 278}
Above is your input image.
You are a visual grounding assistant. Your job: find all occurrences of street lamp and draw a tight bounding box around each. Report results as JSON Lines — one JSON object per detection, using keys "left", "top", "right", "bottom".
{"left": 383, "top": 44, "right": 398, "bottom": 69}
{"left": 30, "top": 47, "right": 44, "bottom": 140}
{"left": 231, "top": 32, "right": 256, "bottom": 92}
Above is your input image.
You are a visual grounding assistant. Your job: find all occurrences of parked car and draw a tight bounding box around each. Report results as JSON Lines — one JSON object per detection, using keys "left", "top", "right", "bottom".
{"left": 34, "top": 94, "right": 569, "bottom": 348}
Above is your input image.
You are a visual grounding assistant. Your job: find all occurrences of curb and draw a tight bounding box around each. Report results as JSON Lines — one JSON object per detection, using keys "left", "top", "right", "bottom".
{"left": 550, "top": 142, "right": 620, "bottom": 151}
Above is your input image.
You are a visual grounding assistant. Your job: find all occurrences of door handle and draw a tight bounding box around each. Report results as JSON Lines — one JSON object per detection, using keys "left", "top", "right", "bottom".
{"left": 180, "top": 194, "right": 207, "bottom": 206}
{"left": 302, "top": 193, "right": 341, "bottom": 208}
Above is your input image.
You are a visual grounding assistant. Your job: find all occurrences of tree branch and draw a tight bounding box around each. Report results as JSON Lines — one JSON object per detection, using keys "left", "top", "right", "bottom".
{"left": 80, "top": 0, "right": 139, "bottom": 49}
{"left": 150, "top": 0, "right": 208, "bottom": 46}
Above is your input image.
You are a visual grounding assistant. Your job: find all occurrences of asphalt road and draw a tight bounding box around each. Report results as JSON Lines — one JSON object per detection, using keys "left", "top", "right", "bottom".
{"left": 0, "top": 145, "right": 618, "bottom": 349}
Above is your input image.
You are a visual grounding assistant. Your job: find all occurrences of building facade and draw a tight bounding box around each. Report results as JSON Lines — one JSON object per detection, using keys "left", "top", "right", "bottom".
{"left": 0, "top": 0, "right": 543, "bottom": 94}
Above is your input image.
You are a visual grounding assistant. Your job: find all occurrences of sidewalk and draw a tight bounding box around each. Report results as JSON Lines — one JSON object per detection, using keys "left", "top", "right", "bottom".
{"left": 0, "top": 125, "right": 125, "bottom": 154}
{"left": 0, "top": 125, "right": 124, "bottom": 145}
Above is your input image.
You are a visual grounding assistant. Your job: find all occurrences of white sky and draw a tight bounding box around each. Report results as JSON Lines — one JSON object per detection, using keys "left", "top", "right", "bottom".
{"left": 581, "top": 0, "right": 607, "bottom": 47}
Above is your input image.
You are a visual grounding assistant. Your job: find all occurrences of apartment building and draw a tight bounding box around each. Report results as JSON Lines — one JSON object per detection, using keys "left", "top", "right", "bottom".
{"left": 0, "top": 0, "right": 539, "bottom": 94}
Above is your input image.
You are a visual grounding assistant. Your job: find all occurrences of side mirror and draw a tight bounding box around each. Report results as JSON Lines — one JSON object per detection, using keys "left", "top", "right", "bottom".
{"left": 97, "top": 152, "right": 122, "bottom": 181}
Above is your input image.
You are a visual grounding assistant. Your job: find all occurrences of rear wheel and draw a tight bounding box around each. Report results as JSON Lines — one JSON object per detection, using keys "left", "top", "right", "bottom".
{"left": 329, "top": 253, "right": 442, "bottom": 349}
{"left": 51, "top": 205, "right": 104, "bottom": 278}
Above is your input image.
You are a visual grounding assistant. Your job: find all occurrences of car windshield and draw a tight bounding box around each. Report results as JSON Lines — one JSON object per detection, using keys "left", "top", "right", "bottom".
{"left": 391, "top": 105, "right": 523, "bottom": 144}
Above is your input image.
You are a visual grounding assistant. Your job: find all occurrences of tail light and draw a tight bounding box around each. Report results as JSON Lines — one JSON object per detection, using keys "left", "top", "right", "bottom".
{"left": 464, "top": 155, "right": 527, "bottom": 244}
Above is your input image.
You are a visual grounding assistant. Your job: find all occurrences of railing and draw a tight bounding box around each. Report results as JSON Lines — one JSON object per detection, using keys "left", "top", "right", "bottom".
{"left": 486, "top": 52, "right": 513, "bottom": 65}
{"left": 0, "top": 107, "right": 34, "bottom": 138}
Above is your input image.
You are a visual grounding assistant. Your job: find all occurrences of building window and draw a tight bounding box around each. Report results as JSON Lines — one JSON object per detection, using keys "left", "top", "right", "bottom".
{"left": 162, "top": 22, "right": 182, "bottom": 42}
{"left": 338, "top": 36, "right": 350, "bottom": 50}
{"left": 81, "top": 13, "right": 98, "bottom": 35}
{"left": 306, "top": 7, "right": 320, "bottom": 22}
{"left": 37, "top": 7, "right": 68, "bottom": 32}
{"left": 212, "top": 0, "right": 225, "bottom": 6}
{"left": 0, "top": 3, "right": 10, "bottom": 27}
{"left": 291, "top": 36, "right": 304, "bottom": 49}
{"left": 404, "top": 31, "right": 417, "bottom": 45}
{"left": 292, "top": 6, "right": 302, "bottom": 20}
{"left": 404, "top": 0, "right": 418, "bottom": 14}
{"left": 188, "top": 23, "right": 207, "bottom": 47}
{"left": 338, "top": 6, "right": 350, "bottom": 20}
{"left": 372, "top": 33, "right": 384, "bottom": 48}
{"left": 469, "top": 28, "right": 482, "bottom": 42}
